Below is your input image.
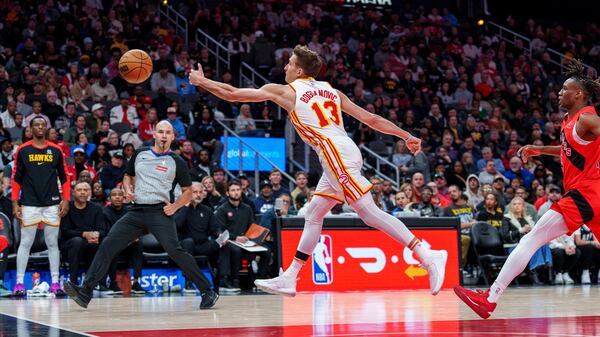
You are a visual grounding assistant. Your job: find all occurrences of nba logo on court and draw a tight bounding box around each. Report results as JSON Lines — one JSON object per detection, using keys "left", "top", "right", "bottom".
{"left": 312, "top": 235, "right": 333, "bottom": 285}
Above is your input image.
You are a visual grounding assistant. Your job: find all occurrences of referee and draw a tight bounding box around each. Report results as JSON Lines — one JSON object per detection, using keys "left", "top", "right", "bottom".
{"left": 65, "top": 121, "right": 219, "bottom": 309}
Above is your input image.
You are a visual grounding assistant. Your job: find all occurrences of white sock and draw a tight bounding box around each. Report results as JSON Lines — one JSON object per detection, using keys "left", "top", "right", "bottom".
{"left": 284, "top": 260, "right": 304, "bottom": 279}
{"left": 16, "top": 225, "right": 37, "bottom": 285}
{"left": 488, "top": 210, "right": 568, "bottom": 302}
{"left": 44, "top": 226, "right": 60, "bottom": 284}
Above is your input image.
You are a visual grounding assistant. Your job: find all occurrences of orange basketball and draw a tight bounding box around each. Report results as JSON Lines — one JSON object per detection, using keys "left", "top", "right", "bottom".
{"left": 118, "top": 49, "right": 153, "bottom": 84}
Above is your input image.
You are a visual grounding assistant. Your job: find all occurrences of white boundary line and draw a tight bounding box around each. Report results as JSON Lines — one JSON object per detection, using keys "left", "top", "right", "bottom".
{"left": 0, "top": 311, "right": 98, "bottom": 337}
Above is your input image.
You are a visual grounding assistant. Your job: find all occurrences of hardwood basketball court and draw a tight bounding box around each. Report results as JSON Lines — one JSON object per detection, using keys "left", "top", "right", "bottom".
{"left": 1, "top": 287, "right": 599, "bottom": 336}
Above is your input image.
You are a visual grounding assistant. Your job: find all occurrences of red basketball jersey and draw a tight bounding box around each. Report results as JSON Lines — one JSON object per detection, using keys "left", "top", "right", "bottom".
{"left": 559, "top": 105, "right": 600, "bottom": 191}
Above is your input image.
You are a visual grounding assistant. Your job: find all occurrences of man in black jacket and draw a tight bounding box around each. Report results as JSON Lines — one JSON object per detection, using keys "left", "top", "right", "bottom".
{"left": 104, "top": 188, "right": 145, "bottom": 295}
{"left": 177, "top": 182, "right": 229, "bottom": 293}
{"left": 215, "top": 180, "right": 270, "bottom": 292}
{"left": 60, "top": 182, "right": 106, "bottom": 283}
{"left": 99, "top": 152, "right": 126, "bottom": 194}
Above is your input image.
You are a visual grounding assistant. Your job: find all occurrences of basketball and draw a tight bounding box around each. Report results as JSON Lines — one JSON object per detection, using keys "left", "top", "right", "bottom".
{"left": 118, "top": 49, "right": 153, "bottom": 84}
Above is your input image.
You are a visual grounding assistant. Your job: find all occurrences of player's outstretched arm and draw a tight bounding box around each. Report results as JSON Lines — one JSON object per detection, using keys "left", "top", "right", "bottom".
{"left": 517, "top": 145, "right": 560, "bottom": 162}
{"left": 189, "top": 63, "right": 290, "bottom": 107}
{"left": 337, "top": 90, "right": 421, "bottom": 153}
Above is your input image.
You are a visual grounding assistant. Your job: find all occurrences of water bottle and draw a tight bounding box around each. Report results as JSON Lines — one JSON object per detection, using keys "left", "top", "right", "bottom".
{"left": 32, "top": 272, "right": 40, "bottom": 287}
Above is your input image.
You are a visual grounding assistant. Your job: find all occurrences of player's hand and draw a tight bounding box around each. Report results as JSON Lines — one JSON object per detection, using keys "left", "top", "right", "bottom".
{"left": 59, "top": 200, "right": 69, "bottom": 218}
{"left": 163, "top": 202, "right": 178, "bottom": 216}
{"left": 517, "top": 145, "right": 541, "bottom": 163}
{"left": 236, "top": 236, "right": 249, "bottom": 243}
{"left": 405, "top": 136, "right": 421, "bottom": 154}
{"left": 189, "top": 63, "right": 206, "bottom": 86}
{"left": 565, "top": 245, "right": 576, "bottom": 255}
{"left": 13, "top": 202, "right": 22, "bottom": 220}
{"left": 125, "top": 189, "right": 136, "bottom": 202}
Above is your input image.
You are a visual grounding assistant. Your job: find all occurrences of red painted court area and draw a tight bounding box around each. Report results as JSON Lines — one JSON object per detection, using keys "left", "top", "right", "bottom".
{"left": 92, "top": 316, "right": 600, "bottom": 337}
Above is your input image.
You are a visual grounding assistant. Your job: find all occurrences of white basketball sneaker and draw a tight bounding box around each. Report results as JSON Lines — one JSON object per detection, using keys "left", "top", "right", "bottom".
{"left": 254, "top": 268, "right": 297, "bottom": 297}
{"left": 420, "top": 249, "right": 448, "bottom": 295}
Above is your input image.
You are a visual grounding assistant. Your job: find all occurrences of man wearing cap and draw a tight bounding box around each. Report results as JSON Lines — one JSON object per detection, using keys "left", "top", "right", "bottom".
{"left": 165, "top": 106, "right": 185, "bottom": 141}
{"left": 537, "top": 185, "right": 563, "bottom": 217}
{"left": 254, "top": 180, "right": 275, "bottom": 214}
{"left": 86, "top": 103, "right": 105, "bottom": 132}
{"left": 91, "top": 74, "right": 118, "bottom": 102}
{"left": 175, "top": 66, "right": 195, "bottom": 96}
{"left": 150, "top": 63, "right": 177, "bottom": 94}
{"left": 68, "top": 148, "right": 97, "bottom": 183}
{"left": 110, "top": 92, "right": 139, "bottom": 127}
{"left": 99, "top": 151, "right": 126, "bottom": 195}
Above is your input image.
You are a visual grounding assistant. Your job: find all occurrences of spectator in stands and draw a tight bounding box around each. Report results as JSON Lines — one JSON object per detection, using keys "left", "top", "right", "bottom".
{"left": 179, "top": 140, "right": 195, "bottom": 169}
{"left": 175, "top": 67, "right": 195, "bottom": 96}
{"left": 166, "top": 107, "right": 186, "bottom": 141}
{"left": 290, "top": 171, "right": 309, "bottom": 204}
{"left": 504, "top": 156, "right": 534, "bottom": 189}
{"left": 410, "top": 171, "right": 426, "bottom": 202}
{"left": 1, "top": 101, "right": 17, "bottom": 129}
{"left": 69, "top": 132, "right": 96, "bottom": 158}
{"left": 549, "top": 233, "right": 578, "bottom": 285}
{"left": 502, "top": 196, "right": 552, "bottom": 284}
{"left": 479, "top": 160, "right": 508, "bottom": 186}
{"left": 64, "top": 115, "right": 94, "bottom": 147}
{"left": 150, "top": 63, "right": 177, "bottom": 94}
{"left": 55, "top": 102, "right": 77, "bottom": 136}
{"left": 91, "top": 74, "right": 118, "bottom": 102}
{"left": 215, "top": 181, "right": 270, "bottom": 292}
{"left": 102, "top": 188, "right": 145, "bottom": 294}
{"left": 24, "top": 101, "right": 51, "bottom": 127}
{"left": 201, "top": 176, "right": 222, "bottom": 210}
{"left": 410, "top": 186, "right": 443, "bottom": 217}
{"left": 90, "top": 143, "right": 110, "bottom": 171}
{"left": 275, "top": 193, "right": 296, "bottom": 216}
{"left": 187, "top": 105, "right": 222, "bottom": 166}
{"left": 43, "top": 91, "right": 64, "bottom": 125}
{"left": 90, "top": 182, "right": 106, "bottom": 206}
{"left": 507, "top": 187, "right": 539, "bottom": 222}
{"left": 392, "top": 139, "right": 413, "bottom": 177}
{"left": 178, "top": 182, "right": 228, "bottom": 293}
{"left": 99, "top": 152, "right": 126, "bottom": 195}
{"left": 68, "top": 148, "right": 97, "bottom": 183}
{"left": 189, "top": 149, "right": 211, "bottom": 182}
{"left": 477, "top": 147, "right": 505, "bottom": 173}
{"left": 574, "top": 225, "right": 600, "bottom": 285}
{"left": 491, "top": 176, "right": 508, "bottom": 207}
{"left": 381, "top": 180, "right": 395, "bottom": 207}
{"left": 444, "top": 186, "right": 476, "bottom": 267}
{"left": 370, "top": 177, "right": 393, "bottom": 212}
{"left": 212, "top": 168, "right": 228, "bottom": 195}
{"left": 7, "top": 113, "right": 24, "bottom": 143}
{"left": 391, "top": 191, "right": 414, "bottom": 217}
{"left": 537, "top": 185, "right": 562, "bottom": 217}
{"left": 60, "top": 182, "right": 106, "bottom": 284}
{"left": 433, "top": 173, "right": 449, "bottom": 197}
{"left": 446, "top": 160, "right": 468, "bottom": 190}
{"left": 85, "top": 103, "right": 105, "bottom": 133}
{"left": 138, "top": 107, "right": 157, "bottom": 146}
{"left": 406, "top": 150, "right": 430, "bottom": 181}
{"left": 254, "top": 180, "right": 275, "bottom": 215}
{"left": 235, "top": 104, "right": 264, "bottom": 137}
{"left": 269, "top": 169, "right": 289, "bottom": 200}
{"left": 110, "top": 92, "right": 138, "bottom": 128}
{"left": 475, "top": 193, "right": 504, "bottom": 228}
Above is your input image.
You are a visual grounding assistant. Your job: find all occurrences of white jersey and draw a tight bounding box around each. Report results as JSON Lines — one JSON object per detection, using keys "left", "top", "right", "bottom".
{"left": 288, "top": 77, "right": 372, "bottom": 202}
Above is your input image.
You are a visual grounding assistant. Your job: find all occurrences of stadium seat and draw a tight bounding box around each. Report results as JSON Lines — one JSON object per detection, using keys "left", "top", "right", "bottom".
{"left": 470, "top": 222, "right": 508, "bottom": 286}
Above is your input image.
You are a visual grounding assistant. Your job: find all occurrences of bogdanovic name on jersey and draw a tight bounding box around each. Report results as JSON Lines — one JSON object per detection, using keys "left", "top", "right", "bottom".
{"left": 299, "top": 89, "right": 338, "bottom": 104}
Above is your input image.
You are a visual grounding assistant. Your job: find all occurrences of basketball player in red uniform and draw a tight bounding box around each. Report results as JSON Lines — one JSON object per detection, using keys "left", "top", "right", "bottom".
{"left": 454, "top": 59, "right": 600, "bottom": 318}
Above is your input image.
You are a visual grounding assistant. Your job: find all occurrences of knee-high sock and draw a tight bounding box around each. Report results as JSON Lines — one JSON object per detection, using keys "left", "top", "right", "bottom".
{"left": 44, "top": 226, "right": 60, "bottom": 283}
{"left": 285, "top": 195, "right": 337, "bottom": 278}
{"left": 350, "top": 193, "right": 427, "bottom": 256}
{"left": 16, "top": 225, "right": 37, "bottom": 284}
{"left": 489, "top": 209, "right": 568, "bottom": 302}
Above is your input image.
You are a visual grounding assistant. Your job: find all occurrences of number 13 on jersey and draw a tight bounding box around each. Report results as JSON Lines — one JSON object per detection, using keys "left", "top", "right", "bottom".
{"left": 311, "top": 100, "right": 341, "bottom": 127}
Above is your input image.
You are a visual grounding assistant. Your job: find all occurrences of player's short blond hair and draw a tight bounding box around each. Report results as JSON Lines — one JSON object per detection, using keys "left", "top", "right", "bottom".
{"left": 293, "top": 45, "right": 322, "bottom": 78}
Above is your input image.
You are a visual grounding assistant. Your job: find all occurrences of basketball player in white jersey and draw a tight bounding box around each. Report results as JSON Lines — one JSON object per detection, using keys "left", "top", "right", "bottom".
{"left": 189, "top": 45, "right": 447, "bottom": 296}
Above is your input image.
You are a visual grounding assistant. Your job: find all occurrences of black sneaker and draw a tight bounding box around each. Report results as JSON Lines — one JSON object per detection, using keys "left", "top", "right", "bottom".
{"left": 96, "top": 284, "right": 114, "bottom": 294}
{"left": 183, "top": 280, "right": 196, "bottom": 295}
{"left": 219, "top": 278, "right": 240, "bottom": 293}
{"left": 109, "top": 282, "right": 123, "bottom": 295}
{"left": 64, "top": 281, "right": 92, "bottom": 309}
{"left": 131, "top": 281, "right": 145, "bottom": 295}
{"left": 199, "top": 289, "right": 219, "bottom": 309}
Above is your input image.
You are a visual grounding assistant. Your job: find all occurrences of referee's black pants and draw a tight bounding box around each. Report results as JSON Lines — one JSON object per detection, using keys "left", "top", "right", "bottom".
{"left": 82, "top": 205, "right": 212, "bottom": 291}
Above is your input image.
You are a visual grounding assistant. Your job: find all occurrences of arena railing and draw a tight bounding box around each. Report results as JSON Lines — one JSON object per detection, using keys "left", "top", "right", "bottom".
{"left": 157, "top": 3, "right": 188, "bottom": 46}
{"left": 359, "top": 144, "right": 401, "bottom": 191}
{"left": 215, "top": 119, "right": 296, "bottom": 194}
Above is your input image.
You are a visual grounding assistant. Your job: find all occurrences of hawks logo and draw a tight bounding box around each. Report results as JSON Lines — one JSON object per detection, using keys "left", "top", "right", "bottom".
{"left": 338, "top": 173, "right": 349, "bottom": 185}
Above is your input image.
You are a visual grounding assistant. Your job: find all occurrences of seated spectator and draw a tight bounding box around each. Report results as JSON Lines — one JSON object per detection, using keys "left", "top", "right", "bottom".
{"left": 165, "top": 106, "right": 186, "bottom": 141}
{"left": 410, "top": 186, "right": 443, "bottom": 217}
{"left": 201, "top": 176, "right": 222, "bottom": 210}
{"left": 189, "top": 149, "right": 212, "bottom": 182}
{"left": 371, "top": 177, "right": 393, "bottom": 212}
{"left": 506, "top": 187, "right": 540, "bottom": 222}
{"left": 446, "top": 160, "right": 468, "bottom": 190}
{"left": 150, "top": 63, "right": 177, "bottom": 93}
{"left": 68, "top": 148, "right": 97, "bottom": 183}
{"left": 549, "top": 234, "right": 578, "bottom": 285}
{"left": 179, "top": 140, "right": 195, "bottom": 169}
{"left": 254, "top": 180, "right": 275, "bottom": 215}
{"left": 476, "top": 193, "right": 504, "bottom": 228}
{"left": 90, "top": 181, "right": 106, "bottom": 206}
{"left": 8, "top": 113, "right": 24, "bottom": 142}
{"left": 101, "top": 188, "right": 145, "bottom": 294}
{"left": 23, "top": 101, "right": 51, "bottom": 127}
{"left": 90, "top": 143, "right": 111, "bottom": 171}
{"left": 504, "top": 156, "right": 534, "bottom": 189}
{"left": 64, "top": 115, "right": 95, "bottom": 147}
{"left": 175, "top": 66, "right": 195, "bottom": 96}
{"left": 574, "top": 225, "right": 600, "bottom": 285}
{"left": 537, "top": 185, "right": 562, "bottom": 217}
{"left": 46, "top": 127, "right": 70, "bottom": 158}
{"left": 502, "top": 196, "right": 553, "bottom": 284}
{"left": 91, "top": 74, "right": 118, "bottom": 102}
{"left": 444, "top": 186, "right": 476, "bottom": 268}
{"left": 70, "top": 75, "right": 92, "bottom": 102}
{"left": 176, "top": 182, "right": 228, "bottom": 293}
{"left": 235, "top": 104, "right": 264, "bottom": 137}
{"left": 99, "top": 152, "right": 126, "bottom": 195}
{"left": 187, "top": 105, "right": 222, "bottom": 167}
{"left": 290, "top": 171, "right": 309, "bottom": 204}
{"left": 464, "top": 174, "right": 483, "bottom": 208}
{"left": 269, "top": 168, "right": 289, "bottom": 200}
{"left": 391, "top": 191, "right": 415, "bottom": 217}
{"left": 0, "top": 139, "right": 14, "bottom": 169}
{"left": 275, "top": 193, "right": 296, "bottom": 216}
{"left": 137, "top": 107, "right": 157, "bottom": 146}
{"left": 491, "top": 176, "right": 508, "bottom": 207}
{"left": 55, "top": 102, "right": 77, "bottom": 137}
{"left": 410, "top": 172, "right": 426, "bottom": 203}
{"left": 1, "top": 101, "right": 17, "bottom": 129}
{"left": 391, "top": 139, "right": 413, "bottom": 174}
{"left": 69, "top": 132, "right": 96, "bottom": 158}
{"left": 60, "top": 182, "right": 106, "bottom": 283}
{"left": 478, "top": 160, "right": 509, "bottom": 185}
{"left": 85, "top": 103, "right": 106, "bottom": 133}
{"left": 427, "top": 180, "right": 451, "bottom": 209}
{"left": 215, "top": 181, "right": 270, "bottom": 292}
{"left": 476, "top": 147, "right": 505, "bottom": 173}
{"left": 110, "top": 92, "right": 139, "bottom": 128}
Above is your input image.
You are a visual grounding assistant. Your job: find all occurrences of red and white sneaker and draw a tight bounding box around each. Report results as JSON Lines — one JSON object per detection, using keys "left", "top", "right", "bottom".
{"left": 254, "top": 269, "right": 296, "bottom": 297}
{"left": 420, "top": 249, "right": 448, "bottom": 295}
{"left": 453, "top": 285, "right": 497, "bottom": 319}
